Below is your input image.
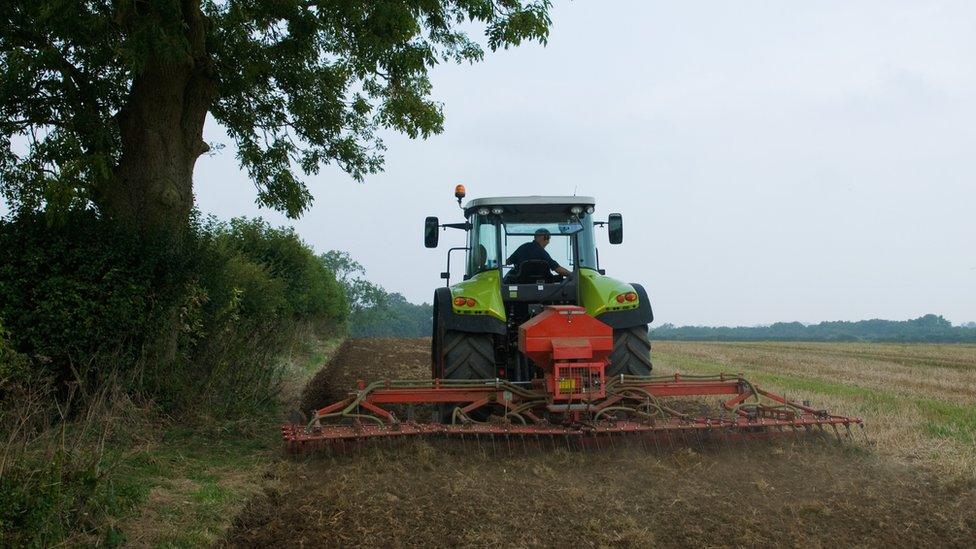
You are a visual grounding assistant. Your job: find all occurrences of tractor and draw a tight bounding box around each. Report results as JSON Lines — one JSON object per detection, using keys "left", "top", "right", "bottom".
{"left": 425, "top": 188, "right": 653, "bottom": 395}
{"left": 282, "top": 187, "right": 862, "bottom": 452}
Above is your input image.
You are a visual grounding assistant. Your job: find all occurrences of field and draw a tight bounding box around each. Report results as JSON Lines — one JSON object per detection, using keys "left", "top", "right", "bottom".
{"left": 224, "top": 339, "right": 976, "bottom": 547}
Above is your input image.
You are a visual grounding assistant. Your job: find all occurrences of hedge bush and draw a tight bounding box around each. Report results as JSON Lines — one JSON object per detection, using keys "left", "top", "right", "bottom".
{"left": 0, "top": 211, "right": 347, "bottom": 415}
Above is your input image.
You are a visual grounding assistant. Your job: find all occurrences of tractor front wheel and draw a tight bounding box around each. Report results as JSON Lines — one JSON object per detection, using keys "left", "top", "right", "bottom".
{"left": 607, "top": 325, "right": 653, "bottom": 377}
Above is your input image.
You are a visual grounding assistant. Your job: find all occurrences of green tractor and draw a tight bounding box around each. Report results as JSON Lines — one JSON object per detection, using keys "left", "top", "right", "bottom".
{"left": 282, "top": 188, "right": 862, "bottom": 451}
{"left": 425, "top": 189, "right": 654, "bottom": 391}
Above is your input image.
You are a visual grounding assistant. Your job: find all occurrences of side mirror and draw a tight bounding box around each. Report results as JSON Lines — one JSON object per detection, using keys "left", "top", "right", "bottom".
{"left": 424, "top": 216, "right": 439, "bottom": 248}
{"left": 608, "top": 213, "right": 623, "bottom": 244}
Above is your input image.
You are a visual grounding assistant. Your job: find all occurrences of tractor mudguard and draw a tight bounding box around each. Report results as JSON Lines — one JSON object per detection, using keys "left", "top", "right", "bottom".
{"left": 434, "top": 287, "right": 506, "bottom": 335}
{"left": 595, "top": 283, "right": 654, "bottom": 329}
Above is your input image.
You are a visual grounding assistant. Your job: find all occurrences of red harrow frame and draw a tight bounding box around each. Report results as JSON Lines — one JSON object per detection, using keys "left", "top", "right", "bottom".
{"left": 283, "top": 306, "right": 863, "bottom": 453}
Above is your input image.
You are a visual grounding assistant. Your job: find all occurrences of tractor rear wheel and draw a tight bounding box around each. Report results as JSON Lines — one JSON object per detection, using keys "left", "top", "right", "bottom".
{"left": 437, "top": 330, "right": 496, "bottom": 422}
{"left": 607, "top": 325, "right": 653, "bottom": 376}
{"left": 442, "top": 330, "right": 496, "bottom": 380}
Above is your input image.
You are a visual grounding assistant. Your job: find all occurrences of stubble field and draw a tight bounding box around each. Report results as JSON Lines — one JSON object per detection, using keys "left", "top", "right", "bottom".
{"left": 224, "top": 339, "right": 976, "bottom": 548}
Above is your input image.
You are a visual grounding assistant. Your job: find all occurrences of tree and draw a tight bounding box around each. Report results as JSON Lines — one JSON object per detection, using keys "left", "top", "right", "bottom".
{"left": 0, "top": 1, "right": 551, "bottom": 235}
{"left": 319, "top": 250, "right": 386, "bottom": 313}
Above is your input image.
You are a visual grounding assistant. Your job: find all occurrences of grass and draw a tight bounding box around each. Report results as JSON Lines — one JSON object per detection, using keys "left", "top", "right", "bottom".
{"left": 652, "top": 341, "right": 976, "bottom": 479}
{"left": 109, "top": 334, "right": 343, "bottom": 547}
{"left": 110, "top": 427, "right": 274, "bottom": 547}
{"left": 0, "top": 332, "right": 342, "bottom": 547}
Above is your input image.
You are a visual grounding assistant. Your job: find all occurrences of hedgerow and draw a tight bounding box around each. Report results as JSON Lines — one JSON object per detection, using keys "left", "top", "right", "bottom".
{"left": 0, "top": 211, "right": 347, "bottom": 545}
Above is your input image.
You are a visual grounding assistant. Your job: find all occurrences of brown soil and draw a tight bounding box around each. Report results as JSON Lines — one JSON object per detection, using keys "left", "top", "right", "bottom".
{"left": 225, "top": 339, "right": 976, "bottom": 548}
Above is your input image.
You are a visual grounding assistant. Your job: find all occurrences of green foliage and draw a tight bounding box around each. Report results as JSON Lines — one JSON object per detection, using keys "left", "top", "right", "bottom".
{"left": 0, "top": 212, "right": 348, "bottom": 545}
{"left": 350, "top": 292, "right": 433, "bottom": 338}
{"left": 144, "top": 217, "right": 347, "bottom": 414}
{"left": 319, "top": 250, "right": 387, "bottom": 313}
{"left": 212, "top": 218, "right": 347, "bottom": 320}
{"left": 0, "top": 454, "right": 117, "bottom": 547}
{"left": 0, "top": 319, "right": 30, "bottom": 388}
{"left": 321, "top": 250, "right": 431, "bottom": 337}
{"left": 0, "top": 212, "right": 346, "bottom": 413}
{"left": 1, "top": 0, "right": 553, "bottom": 219}
{"left": 0, "top": 210, "right": 175, "bottom": 387}
{"left": 651, "top": 315, "right": 976, "bottom": 343}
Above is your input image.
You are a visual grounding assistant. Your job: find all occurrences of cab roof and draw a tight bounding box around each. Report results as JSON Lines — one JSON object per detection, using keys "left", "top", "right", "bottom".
{"left": 463, "top": 196, "right": 596, "bottom": 215}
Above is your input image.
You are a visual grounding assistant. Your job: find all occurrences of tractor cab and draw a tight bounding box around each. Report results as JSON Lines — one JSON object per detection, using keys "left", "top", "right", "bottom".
{"left": 425, "top": 190, "right": 650, "bottom": 385}
{"left": 465, "top": 196, "right": 598, "bottom": 304}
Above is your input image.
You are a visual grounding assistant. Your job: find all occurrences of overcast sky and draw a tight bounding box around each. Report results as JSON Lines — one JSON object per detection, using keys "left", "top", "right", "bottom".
{"left": 194, "top": 1, "right": 972, "bottom": 326}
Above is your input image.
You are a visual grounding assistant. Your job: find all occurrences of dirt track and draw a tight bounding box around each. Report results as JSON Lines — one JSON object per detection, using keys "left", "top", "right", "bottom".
{"left": 225, "top": 339, "right": 976, "bottom": 548}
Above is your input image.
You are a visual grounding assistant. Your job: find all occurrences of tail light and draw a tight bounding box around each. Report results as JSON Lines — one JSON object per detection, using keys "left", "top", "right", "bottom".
{"left": 625, "top": 292, "right": 637, "bottom": 302}
{"left": 615, "top": 294, "right": 626, "bottom": 303}
{"left": 453, "top": 297, "right": 466, "bottom": 306}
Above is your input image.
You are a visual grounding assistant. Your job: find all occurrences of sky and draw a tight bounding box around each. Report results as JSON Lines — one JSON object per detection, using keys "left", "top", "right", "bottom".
{"left": 195, "top": 1, "right": 972, "bottom": 326}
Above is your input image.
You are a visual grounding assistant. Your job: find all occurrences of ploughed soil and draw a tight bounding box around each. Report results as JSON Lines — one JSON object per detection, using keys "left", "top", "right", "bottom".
{"left": 224, "top": 339, "right": 976, "bottom": 548}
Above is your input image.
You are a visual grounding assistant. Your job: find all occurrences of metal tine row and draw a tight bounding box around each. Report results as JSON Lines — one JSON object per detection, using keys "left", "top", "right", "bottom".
{"left": 288, "top": 417, "right": 868, "bottom": 458}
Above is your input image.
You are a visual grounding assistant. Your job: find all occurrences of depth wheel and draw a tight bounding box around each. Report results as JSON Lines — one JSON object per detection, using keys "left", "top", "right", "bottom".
{"left": 607, "top": 325, "right": 653, "bottom": 377}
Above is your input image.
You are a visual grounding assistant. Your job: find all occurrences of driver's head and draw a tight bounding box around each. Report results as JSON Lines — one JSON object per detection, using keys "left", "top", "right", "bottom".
{"left": 534, "top": 228, "right": 551, "bottom": 247}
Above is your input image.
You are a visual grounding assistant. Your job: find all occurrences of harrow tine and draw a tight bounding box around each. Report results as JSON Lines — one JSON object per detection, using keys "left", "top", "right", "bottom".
{"left": 693, "top": 428, "right": 705, "bottom": 454}
{"left": 663, "top": 427, "right": 674, "bottom": 450}
{"left": 718, "top": 427, "right": 729, "bottom": 451}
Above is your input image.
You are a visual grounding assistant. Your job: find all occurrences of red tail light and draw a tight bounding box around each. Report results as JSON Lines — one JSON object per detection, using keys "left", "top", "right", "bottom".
{"left": 625, "top": 292, "right": 637, "bottom": 302}
{"left": 465, "top": 298, "right": 477, "bottom": 307}
{"left": 615, "top": 294, "right": 626, "bottom": 303}
{"left": 453, "top": 297, "right": 466, "bottom": 306}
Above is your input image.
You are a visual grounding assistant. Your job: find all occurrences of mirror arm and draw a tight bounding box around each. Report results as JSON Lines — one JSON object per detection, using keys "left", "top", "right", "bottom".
{"left": 443, "top": 247, "right": 470, "bottom": 286}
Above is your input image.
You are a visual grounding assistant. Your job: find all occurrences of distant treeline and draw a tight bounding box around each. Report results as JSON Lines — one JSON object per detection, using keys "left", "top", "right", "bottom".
{"left": 651, "top": 314, "right": 976, "bottom": 343}
{"left": 349, "top": 292, "right": 432, "bottom": 338}
{"left": 321, "top": 251, "right": 432, "bottom": 338}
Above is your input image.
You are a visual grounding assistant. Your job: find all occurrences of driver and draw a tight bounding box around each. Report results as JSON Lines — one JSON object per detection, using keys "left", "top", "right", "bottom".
{"left": 506, "top": 228, "right": 571, "bottom": 278}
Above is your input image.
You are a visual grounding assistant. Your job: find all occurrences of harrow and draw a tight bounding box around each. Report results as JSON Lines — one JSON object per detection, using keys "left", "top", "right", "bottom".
{"left": 283, "top": 306, "right": 863, "bottom": 453}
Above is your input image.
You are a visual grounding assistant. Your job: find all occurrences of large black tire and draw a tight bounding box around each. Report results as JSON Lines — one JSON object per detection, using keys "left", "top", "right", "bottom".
{"left": 442, "top": 330, "right": 496, "bottom": 380}
{"left": 436, "top": 330, "right": 496, "bottom": 422}
{"left": 607, "top": 325, "right": 653, "bottom": 377}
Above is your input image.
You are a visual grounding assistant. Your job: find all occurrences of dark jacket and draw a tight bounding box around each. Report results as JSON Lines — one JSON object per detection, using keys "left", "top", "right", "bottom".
{"left": 506, "top": 241, "right": 560, "bottom": 271}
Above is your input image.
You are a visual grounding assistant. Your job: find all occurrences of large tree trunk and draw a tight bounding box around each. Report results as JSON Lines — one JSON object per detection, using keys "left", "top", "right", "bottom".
{"left": 100, "top": 1, "right": 215, "bottom": 237}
